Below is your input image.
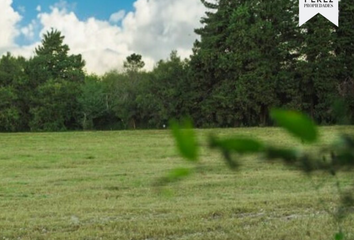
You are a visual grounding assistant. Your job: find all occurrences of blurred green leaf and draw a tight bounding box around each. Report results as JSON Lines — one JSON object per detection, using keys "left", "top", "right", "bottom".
{"left": 332, "top": 98, "right": 350, "bottom": 125}
{"left": 270, "top": 109, "right": 318, "bottom": 143}
{"left": 335, "top": 232, "right": 344, "bottom": 240}
{"left": 265, "top": 147, "right": 299, "bottom": 163}
{"left": 332, "top": 152, "right": 354, "bottom": 168}
{"left": 155, "top": 167, "right": 192, "bottom": 187}
{"left": 299, "top": 155, "right": 318, "bottom": 173}
{"left": 341, "top": 191, "right": 354, "bottom": 207}
{"left": 167, "top": 168, "right": 192, "bottom": 182}
{"left": 170, "top": 119, "right": 198, "bottom": 161}
{"left": 222, "top": 150, "right": 239, "bottom": 170}
{"left": 210, "top": 136, "right": 264, "bottom": 154}
{"left": 338, "top": 134, "right": 354, "bottom": 149}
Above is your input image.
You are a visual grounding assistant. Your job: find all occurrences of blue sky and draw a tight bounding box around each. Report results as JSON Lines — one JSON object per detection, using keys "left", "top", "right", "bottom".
{"left": 1, "top": 0, "right": 206, "bottom": 74}
{"left": 12, "top": 0, "right": 134, "bottom": 44}
{"left": 12, "top": 0, "right": 134, "bottom": 21}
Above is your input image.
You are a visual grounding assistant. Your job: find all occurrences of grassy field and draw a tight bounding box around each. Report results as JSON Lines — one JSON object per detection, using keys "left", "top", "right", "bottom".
{"left": 0, "top": 126, "right": 353, "bottom": 240}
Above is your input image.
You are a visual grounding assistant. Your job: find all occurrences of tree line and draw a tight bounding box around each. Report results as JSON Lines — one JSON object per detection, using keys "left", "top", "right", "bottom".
{"left": 0, "top": 0, "right": 353, "bottom": 132}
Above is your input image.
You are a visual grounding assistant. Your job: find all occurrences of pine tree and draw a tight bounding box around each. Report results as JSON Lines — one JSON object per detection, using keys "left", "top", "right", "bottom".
{"left": 190, "top": 0, "right": 300, "bottom": 126}
{"left": 190, "top": 0, "right": 243, "bottom": 126}
{"left": 334, "top": 0, "right": 354, "bottom": 122}
{"left": 26, "top": 29, "right": 85, "bottom": 131}
{"left": 297, "top": 14, "right": 337, "bottom": 123}
{"left": 0, "top": 53, "right": 29, "bottom": 131}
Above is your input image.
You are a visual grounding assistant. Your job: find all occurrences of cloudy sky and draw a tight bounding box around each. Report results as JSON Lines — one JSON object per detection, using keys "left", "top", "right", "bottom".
{"left": 0, "top": 0, "right": 207, "bottom": 75}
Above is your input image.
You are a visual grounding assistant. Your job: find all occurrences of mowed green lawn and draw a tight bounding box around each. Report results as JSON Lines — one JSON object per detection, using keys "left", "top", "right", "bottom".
{"left": 0, "top": 127, "right": 353, "bottom": 240}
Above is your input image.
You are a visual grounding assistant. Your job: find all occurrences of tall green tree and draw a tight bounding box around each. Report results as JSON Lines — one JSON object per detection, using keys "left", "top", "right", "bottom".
{"left": 123, "top": 53, "right": 145, "bottom": 73}
{"left": 26, "top": 29, "right": 85, "bottom": 131}
{"left": 78, "top": 75, "right": 110, "bottom": 130}
{"left": 0, "top": 53, "right": 29, "bottom": 131}
{"left": 190, "top": 0, "right": 300, "bottom": 126}
{"left": 101, "top": 54, "right": 147, "bottom": 129}
{"left": 297, "top": 15, "right": 337, "bottom": 124}
{"left": 110, "top": 54, "right": 146, "bottom": 129}
{"left": 190, "top": 0, "right": 238, "bottom": 126}
{"left": 226, "top": 0, "right": 302, "bottom": 125}
{"left": 138, "top": 51, "right": 191, "bottom": 127}
{"left": 333, "top": 0, "right": 354, "bottom": 122}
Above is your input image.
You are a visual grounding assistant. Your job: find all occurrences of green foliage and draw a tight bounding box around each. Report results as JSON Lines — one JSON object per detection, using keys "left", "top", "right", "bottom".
{"left": 123, "top": 53, "right": 145, "bottom": 73}
{"left": 0, "top": 53, "right": 29, "bottom": 131}
{"left": 210, "top": 137, "right": 264, "bottom": 154}
{"left": 188, "top": 0, "right": 354, "bottom": 127}
{"left": 93, "top": 51, "right": 192, "bottom": 130}
{"left": 208, "top": 136, "right": 264, "bottom": 169}
{"left": 29, "top": 79, "right": 81, "bottom": 131}
{"left": 270, "top": 109, "right": 318, "bottom": 143}
{"left": 1, "top": 0, "right": 354, "bottom": 131}
{"left": 169, "top": 109, "right": 354, "bottom": 239}
{"left": 0, "top": 30, "right": 87, "bottom": 132}
{"left": 102, "top": 70, "right": 144, "bottom": 129}
{"left": 78, "top": 75, "right": 109, "bottom": 130}
{"left": 31, "top": 29, "right": 85, "bottom": 84}
{"left": 264, "top": 147, "right": 299, "bottom": 163}
{"left": 0, "top": 87, "right": 20, "bottom": 131}
{"left": 26, "top": 30, "right": 85, "bottom": 131}
{"left": 335, "top": 232, "right": 345, "bottom": 240}
{"left": 189, "top": 0, "right": 300, "bottom": 127}
{"left": 138, "top": 51, "right": 192, "bottom": 127}
{"left": 157, "top": 168, "right": 192, "bottom": 186}
{"left": 170, "top": 119, "right": 198, "bottom": 162}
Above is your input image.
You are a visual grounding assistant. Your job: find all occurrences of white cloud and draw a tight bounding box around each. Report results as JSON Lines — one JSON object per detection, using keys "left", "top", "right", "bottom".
{"left": 122, "top": 0, "right": 206, "bottom": 61}
{"left": 0, "top": 0, "right": 21, "bottom": 52}
{"left": 20, "top": 20, "right": 37, "bottom": 40}
{"left": 53, "top": 0, "right": 76, "bottom": 12}
{"left": 18, "top": 5, "right": 25, "bottom": 13}
{"left": 36, "top": 8, "right": 131, "bottom": 75}
{"left": 110, "top": 10, "right": 125, "bottom": 23}
{"left": 0, "top": 0, "right": 207, "bottom": 75}
{"left": 36, "top": 5, "right": 41, "bottom": 12}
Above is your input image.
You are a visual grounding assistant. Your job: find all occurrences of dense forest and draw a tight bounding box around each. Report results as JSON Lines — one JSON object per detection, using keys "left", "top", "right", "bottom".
{"left": 0, "top": 0, "right": 353, "bottom": 132}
